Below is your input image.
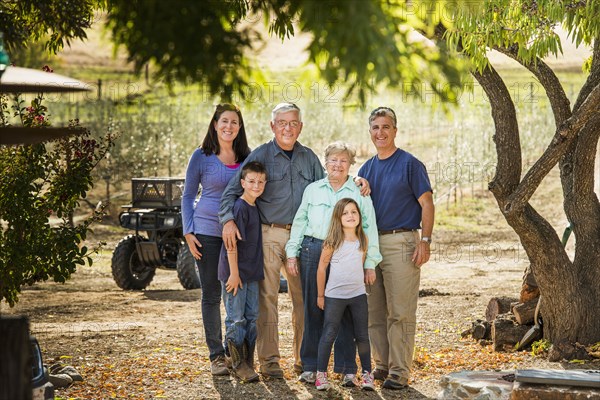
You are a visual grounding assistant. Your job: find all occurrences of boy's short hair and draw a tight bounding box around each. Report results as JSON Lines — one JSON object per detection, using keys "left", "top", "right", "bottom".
{"left": 241, "top": 161, "right": 267, "bottom": 179}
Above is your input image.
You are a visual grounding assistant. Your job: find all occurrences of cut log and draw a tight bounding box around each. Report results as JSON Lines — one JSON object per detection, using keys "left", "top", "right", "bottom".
{"left": 485, "top": 296, "right": 518, "bottom": 322}
{"left": 520, "top": 282, "right": 540, "bottom": 303}
{"left": 512, "top": 298, "right": 539, "bottom": 325}
{"left": 492, "top": 316, "right": 532, "bottom": 351}
{"left": 472, "top": 320, "right": 491, "bottom": 340}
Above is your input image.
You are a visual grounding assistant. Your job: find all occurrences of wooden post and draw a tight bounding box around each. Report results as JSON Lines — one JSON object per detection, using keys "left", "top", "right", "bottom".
{"left": 0, "top": 316, "right": 32, "bottom": 400}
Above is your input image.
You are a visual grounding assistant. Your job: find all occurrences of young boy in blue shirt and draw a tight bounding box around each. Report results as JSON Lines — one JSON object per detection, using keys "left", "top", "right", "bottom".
{"left": 218, "top": 161, "right": 267, "bottom": 382}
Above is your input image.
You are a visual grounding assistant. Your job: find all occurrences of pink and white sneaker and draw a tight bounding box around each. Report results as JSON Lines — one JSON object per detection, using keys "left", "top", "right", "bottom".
{"left": 315, "top": 371, "right": 331, "bottom": 390}
{"left": 361, "top": 370, "right": 375, "bottom": 391}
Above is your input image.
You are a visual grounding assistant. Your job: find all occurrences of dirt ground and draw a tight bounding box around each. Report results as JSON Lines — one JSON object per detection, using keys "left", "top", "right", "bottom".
{"left": 5, "top": 218, "right": 587, "bottom": 400}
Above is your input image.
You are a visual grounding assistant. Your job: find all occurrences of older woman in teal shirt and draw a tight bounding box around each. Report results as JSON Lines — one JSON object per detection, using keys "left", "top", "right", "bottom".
{"left": 285, "top": 141, "right": 382, "bottom": 386}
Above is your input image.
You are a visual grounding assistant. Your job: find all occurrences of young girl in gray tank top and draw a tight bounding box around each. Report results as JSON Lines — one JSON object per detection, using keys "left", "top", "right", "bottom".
{"left": 314, "top": 198, "right": 375, "bottom": 391}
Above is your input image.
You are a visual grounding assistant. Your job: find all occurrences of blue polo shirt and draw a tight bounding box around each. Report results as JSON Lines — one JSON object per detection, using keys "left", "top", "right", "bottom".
{"left": 358, "top": 148, "right": 432, "bottom": 231}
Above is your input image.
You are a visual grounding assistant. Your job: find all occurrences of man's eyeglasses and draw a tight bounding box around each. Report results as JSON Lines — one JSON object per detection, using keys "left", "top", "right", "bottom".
{"left": 274, "top": 120, "right": 301, "bottom": 129}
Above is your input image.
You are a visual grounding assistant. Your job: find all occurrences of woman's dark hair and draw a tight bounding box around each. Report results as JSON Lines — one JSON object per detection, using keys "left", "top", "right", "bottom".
{"left": 201, "top": 103, "right": 251, "bottom": 163}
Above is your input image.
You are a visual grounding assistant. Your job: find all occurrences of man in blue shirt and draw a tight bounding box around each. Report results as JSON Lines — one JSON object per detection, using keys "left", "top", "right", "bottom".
{"left": 358, "top": 106, "right": 434, "bottom": 390}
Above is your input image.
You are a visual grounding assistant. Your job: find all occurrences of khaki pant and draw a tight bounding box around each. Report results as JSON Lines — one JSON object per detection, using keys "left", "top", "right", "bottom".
{"left": 368, "top": 231, "right": 420, "bottom": 382}
{"left": 257, "top": 225, "right": 304, "bottom": 371}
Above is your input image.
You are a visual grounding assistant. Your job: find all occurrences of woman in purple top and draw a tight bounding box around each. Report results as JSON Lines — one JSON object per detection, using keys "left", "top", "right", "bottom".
{"left": 182, "top": 103, "right": 251, "bottom": 375}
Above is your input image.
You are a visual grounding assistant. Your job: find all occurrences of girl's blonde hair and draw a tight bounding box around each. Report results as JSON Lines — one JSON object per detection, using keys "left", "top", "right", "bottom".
{"left": 323, "top": 198, "right": 368, "bottom": 253}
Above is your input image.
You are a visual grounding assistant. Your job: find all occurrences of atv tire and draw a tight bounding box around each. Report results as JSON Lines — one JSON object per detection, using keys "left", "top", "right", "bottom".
{"left": 111, "top": 235, "right": 156, "bottom": 290}
{"left": 176, "top": 243, "right": 201, "bottom": 289}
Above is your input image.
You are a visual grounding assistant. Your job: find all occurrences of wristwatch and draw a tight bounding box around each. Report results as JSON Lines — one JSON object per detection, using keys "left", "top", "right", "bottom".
{"left": 421, "top": 236, "right": 432, "bottom": 244}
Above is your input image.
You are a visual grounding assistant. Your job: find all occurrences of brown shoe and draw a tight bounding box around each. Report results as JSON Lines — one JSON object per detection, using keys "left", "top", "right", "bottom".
{"left": 293, "top": 363, "right": 304, "bottom": 375}
{"left": 382, "top": 374, "right": 408, "bottom": 390}
{"left": 372, "top": 368, "right": 388, "bottom": 381}
{"left": 233, "top": 361, "right": 260, "bottom": 383}
{"left": 260, "top": 362, "right": 284, "bottom": 378}
{"left": 210, "top": 355, "right": 229, "bottom": 376}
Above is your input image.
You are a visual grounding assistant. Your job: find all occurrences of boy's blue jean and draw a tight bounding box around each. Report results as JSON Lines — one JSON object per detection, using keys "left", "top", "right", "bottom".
{"left": 222, "top": 280, "right": 259, "bottom": 348}
{"left": 299, "top": 236, "right": 357, "bottom": 374}
{"left": 317, "top": 294, "right": 371, "bottom": 373}
{"left": 195, "top": 234, "right": 225, "bottom": 361}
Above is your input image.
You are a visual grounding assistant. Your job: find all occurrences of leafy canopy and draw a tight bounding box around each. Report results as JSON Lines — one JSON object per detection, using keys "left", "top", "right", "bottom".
{"left": 105, "top": 0, "right": 471, "bottom": 103}
{"left": 0, "top": 0, "right": 105, "bottom": 54}
{"left": 446, "top": 0, "right": 600, "bottom": 71}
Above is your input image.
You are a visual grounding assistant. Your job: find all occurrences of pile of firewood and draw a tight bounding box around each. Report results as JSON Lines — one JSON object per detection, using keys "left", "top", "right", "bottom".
{"left": 462, "top": 290, "right": 541, "bottom": 351}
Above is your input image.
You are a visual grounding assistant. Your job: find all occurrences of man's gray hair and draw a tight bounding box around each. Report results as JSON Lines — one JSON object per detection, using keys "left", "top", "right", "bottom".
{"left": 272, "top": 102, "right": 302, "bottom": 122}
{"left": 369, "top": 106, "right": 397, "bottom": 127}
{"left": 324, "top": 141, "right": 356, "bottom": 165}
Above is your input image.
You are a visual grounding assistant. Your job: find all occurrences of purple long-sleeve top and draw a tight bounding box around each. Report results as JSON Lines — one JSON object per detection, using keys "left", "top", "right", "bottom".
{"left": 182, "top": 148, "right": 241, "bottom": 237}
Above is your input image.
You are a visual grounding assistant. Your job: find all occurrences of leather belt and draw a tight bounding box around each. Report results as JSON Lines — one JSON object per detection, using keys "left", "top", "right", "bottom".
{"left": 378, "top": 228, "right": 415, "bottom": 235}
{"left": 264, "top": 223, "right": 292, "bottom": 230}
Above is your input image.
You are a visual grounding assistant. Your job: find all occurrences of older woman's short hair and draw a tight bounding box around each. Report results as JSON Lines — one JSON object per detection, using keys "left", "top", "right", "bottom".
{"left": 368, "top": 106, "right": 397, "bottom": 127}
{"left": 271, "top": 102, "right": 302, "bottom": 122}
{"left": 324, "top": 141, "right": 356, "bottom": 165}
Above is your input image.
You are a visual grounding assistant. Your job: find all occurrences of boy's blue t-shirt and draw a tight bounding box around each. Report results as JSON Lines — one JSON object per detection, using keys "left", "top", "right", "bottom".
{"left": 358, "top": 148, "right": 432, "bottom": 231}
{"left": 218, "top": 197, "right": 264, "bottom": 282}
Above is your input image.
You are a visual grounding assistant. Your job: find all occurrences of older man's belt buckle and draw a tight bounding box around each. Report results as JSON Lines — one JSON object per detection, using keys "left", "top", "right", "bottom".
{"left": 266, "top": 223, "right": 292, "bottom": 230}
{"left": 378, "top": 228, "right": 413, "bottom": 235}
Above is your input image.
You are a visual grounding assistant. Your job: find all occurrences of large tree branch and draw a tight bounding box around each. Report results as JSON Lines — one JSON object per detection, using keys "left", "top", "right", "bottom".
{"left": 494, "top": 46, "right": 572, "bottom": 127}
{"left": 504, "top": 82, "right": 600, "bottom": 214}
{"left": 472, "top": 67, "right": 521, "bottom": 198}
{"left": 573, "top": 39, "right": 600, "bottom": 112}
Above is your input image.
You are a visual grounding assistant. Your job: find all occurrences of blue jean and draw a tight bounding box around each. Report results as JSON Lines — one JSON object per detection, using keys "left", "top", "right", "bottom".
{"left": 222, "top": 280, "right": 259, "bottom": 348}
{"left": 299, "top": 236, "right": 357, "bottom": 374}
{"left": 317, "top": 294, "right": 371, "bottom": 373}
{"left": 195, "top": 234, "right": 225, "bottom": 361}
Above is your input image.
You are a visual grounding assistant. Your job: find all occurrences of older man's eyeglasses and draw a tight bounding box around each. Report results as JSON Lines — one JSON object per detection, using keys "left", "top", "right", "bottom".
{"left": 274, "top": 120, "right": 301, "bottom": 129}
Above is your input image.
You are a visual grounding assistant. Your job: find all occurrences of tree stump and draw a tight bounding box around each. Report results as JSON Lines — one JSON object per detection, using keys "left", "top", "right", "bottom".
{"left": 0, "top": 316, "right": 32, "bottom": 400}
{"left": 485, "top": 296, "right": 518, "bottom": 322}
{"left": 492, "top": 315, "right": 531, "bottom": 351}
{"left": 512, "top": 298, "right": 539, "bottom": 325}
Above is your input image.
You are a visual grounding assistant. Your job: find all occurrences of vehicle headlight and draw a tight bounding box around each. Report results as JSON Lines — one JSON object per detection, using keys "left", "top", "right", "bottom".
{"left": 119, "top": 214, "right": 129, "bottom": 226}
{"left": 163, "top": 216, "right": 176, "bottom": 227}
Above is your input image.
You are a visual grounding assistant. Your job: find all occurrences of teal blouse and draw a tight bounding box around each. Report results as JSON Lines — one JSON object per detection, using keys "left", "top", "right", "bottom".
{"left": 285, "top": 175, "right": 382, "bottom": 269}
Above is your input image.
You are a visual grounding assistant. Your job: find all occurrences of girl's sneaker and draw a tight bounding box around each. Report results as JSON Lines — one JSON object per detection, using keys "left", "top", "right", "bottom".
{"left": 361, "top": 371, "right": 375, "bottom": 391}
{"left": 315, "top": 371, "right": 331, "bottom": 390}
